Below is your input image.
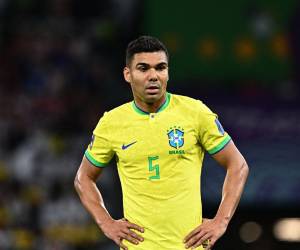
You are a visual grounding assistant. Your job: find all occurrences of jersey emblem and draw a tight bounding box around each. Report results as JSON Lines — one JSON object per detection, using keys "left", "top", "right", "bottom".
{"left": 122, "top": 141, "right": 137, "bottom": 150}
{"left": 215, "top": 119, "right": 225, "bottom": 135}
{"left": 167, "top": 127, "right": 184, "bottom": 149}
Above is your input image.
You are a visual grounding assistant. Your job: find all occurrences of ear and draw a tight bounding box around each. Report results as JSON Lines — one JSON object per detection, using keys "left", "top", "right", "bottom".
{"left": 123, "top": 67, "right": 131, "bottom": 83}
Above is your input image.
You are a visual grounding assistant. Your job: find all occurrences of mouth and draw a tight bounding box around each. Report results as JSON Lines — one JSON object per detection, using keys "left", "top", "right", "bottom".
{"left": 145, "top": 85, "right": 160, "bottom": 94}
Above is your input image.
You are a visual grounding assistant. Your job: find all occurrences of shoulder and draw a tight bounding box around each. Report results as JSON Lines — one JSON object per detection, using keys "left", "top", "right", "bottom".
{"left": 94, "top": 102, "right": 132, "bottom": 131}
{"left": 170, "top": 93, "right": 213, "bottom": 115}
{"left": 104, "top": 102, "right": 132, "bottom": 120}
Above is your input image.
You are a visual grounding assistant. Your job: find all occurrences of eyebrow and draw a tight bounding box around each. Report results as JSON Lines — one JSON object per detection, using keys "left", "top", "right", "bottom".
{"left": 135, "top": 62, "right": 168, "bottom": 68}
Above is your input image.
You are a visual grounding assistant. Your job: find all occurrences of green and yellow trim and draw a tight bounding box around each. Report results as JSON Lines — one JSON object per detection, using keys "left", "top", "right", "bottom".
{"left": 132, "top": 102, "right": 148, "bottom": 115}
{"left": 84, "top": 150, "right": 108, "bottom": 168}
{"left": 132, "top": 92, "right": 171, "bottom": 115}
{"left": 208, "top": 134, "right": 231, "bottom": 155}
{"left": 157, "top": 92, "right": 171, "bottom": 112}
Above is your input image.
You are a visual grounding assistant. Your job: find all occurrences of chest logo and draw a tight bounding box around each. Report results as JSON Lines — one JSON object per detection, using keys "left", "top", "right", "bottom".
{"left": 167, "top": 126, "right": 184, "bottom": 149}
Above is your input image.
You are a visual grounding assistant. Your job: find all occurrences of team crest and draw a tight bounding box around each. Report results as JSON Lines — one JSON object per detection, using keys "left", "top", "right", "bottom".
{"left": 167, "top": 126, "right": 184, "bottom": 149}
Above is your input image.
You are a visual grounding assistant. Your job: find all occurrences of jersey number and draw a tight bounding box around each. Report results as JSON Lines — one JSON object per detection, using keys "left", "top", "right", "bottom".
{"left": 148, "top": 156, "right": 160, "bottom": 180}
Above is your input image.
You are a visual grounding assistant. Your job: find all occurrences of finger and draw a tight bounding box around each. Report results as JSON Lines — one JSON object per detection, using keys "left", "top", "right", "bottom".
{"left": 184, "top": 227, "right": 201, "bottom": 242}
{"left": 121, "top": 222, "right": 144, "bottom": 237}
{"left": 190, "top": 234, "right": 211, "bottom": 249}
{"left": 126, "top": 222, "right": 144, "bottom": 233}
{"left": 121, "top": 232, "right": 140, "bottom": 245}
{"left": 185, "top": 232, "right": 208, "bottom": 249}
{"left": 127, "top": 229, "right": 144, "bottom": 241}
{"left": 119, "top": 240, "right": 128, "bottom": 250}
{"left": 115, "top": 237, "right": 128, "bottom": 250}
{"left": 184, "top": 227, "right": 205, "bottom": 245}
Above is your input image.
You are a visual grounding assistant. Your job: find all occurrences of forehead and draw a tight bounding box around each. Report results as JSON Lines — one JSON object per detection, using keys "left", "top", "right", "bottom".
{"left": 131, "top": 51, "right": 168, "bottom": 66}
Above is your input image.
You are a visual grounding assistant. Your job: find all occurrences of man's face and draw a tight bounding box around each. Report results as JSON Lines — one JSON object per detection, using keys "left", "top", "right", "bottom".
{"left": 123, "top": 51, "right": 169, "bottom": 104}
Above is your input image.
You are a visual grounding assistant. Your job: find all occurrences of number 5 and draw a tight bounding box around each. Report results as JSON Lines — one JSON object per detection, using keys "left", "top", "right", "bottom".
{"left": 148, "top": 156, "right": 160, "bottom": 180}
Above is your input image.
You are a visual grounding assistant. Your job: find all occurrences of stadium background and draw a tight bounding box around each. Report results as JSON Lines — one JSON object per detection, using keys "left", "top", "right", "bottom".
{"left": 0, "top": 0, "right": 299, "bottom": 249}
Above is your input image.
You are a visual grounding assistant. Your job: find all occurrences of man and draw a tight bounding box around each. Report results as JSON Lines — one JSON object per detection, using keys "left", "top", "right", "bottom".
{"left": 74, "top": 36, "right": 249, "bottom": 250}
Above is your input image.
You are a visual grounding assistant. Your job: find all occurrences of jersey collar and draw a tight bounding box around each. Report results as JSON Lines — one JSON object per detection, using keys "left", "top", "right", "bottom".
{"left": 132, "top": 92, "right": 171, "bottom": 115}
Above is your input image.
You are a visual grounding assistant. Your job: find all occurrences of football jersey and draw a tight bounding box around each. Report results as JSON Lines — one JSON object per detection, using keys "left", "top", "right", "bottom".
{"left": 85, "top": 93, "right": 231, "bottom": 250}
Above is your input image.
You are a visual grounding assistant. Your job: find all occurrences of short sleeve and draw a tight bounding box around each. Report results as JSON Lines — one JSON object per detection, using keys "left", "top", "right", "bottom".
{"left": 85, "top": 112, "right": 114, "bottom": 167}
{"left": 196, "top": 101, "right": 231, "bottom": 155}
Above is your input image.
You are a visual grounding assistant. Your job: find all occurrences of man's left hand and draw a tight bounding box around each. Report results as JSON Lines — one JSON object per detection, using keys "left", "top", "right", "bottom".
{"left": 183, "top": 218, "right": 227, "bottom": 249}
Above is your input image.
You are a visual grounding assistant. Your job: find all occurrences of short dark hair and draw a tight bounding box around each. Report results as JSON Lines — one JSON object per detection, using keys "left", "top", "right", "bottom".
{"left": 126, "top": 35, "right": 169, "bottom": 66}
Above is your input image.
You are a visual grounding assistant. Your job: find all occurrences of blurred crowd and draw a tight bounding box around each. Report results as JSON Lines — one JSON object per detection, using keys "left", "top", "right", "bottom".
{"left": 0, "top": 0, "right": 140, "bottom": 249}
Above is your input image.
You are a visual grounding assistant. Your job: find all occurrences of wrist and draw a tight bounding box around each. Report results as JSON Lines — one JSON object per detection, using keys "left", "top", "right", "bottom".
{"left": 214, "top": 215, "right": 230, "bottom": 228}
{"left": 97, "top": 216, "right": 114, "bottom": 231}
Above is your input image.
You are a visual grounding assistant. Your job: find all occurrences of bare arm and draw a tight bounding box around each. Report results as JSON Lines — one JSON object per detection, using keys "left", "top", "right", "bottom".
{"left": 184, "top": 140, "right": 249, "bottom": 249}
{"left": 212, "top": 140, "right": 249, "bottom": 227}
{"left": 74, "top": 156, "right": 144, "bottom": 250}
{"left": 74, "top": 156, "right": 110, "bottom": 226}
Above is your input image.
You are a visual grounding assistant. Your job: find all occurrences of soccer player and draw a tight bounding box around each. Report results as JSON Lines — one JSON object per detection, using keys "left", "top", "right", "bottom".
{"left": 74, "top": 36, "right": 249, "bottom": 250}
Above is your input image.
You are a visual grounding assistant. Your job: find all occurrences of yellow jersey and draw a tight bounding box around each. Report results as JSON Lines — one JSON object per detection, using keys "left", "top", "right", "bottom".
{"left": 85, "top": 93, "right": 231, "bottom": 250}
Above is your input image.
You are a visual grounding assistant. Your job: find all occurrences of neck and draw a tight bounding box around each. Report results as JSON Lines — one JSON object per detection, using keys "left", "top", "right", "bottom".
{"left": 134, "top": 94, "right": 166, "bottom": 113}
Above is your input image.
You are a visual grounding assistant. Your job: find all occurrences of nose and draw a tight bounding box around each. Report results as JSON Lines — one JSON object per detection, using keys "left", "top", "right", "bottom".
{"left": 148, "top": 68, "right": 158, "bottom": 82}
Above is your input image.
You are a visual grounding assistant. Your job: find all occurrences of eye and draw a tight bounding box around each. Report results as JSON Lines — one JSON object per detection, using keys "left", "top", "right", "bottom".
{"left": 137, "top": 65, "right": 149, "bottom": 72}
{"left": 156, "top": 64, "right": 167, "bottom": 71}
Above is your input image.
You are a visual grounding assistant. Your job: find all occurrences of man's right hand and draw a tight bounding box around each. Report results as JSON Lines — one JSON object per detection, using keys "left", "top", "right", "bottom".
{"left": 100, "top": 218, "right": 144, "bottom": 250}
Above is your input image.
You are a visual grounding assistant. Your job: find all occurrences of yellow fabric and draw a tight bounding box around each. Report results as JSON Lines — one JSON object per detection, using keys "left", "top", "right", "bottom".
{"left": 86, "top": 93, "right": 230, "bottom": 250}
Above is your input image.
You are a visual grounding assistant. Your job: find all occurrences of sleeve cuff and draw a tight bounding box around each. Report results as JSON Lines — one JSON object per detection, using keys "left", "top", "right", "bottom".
{"left": 84, "top": 150, "right": 109, "bottom": 168}
{"left": 207, "top": 134, "right": 231, "bottom": 155}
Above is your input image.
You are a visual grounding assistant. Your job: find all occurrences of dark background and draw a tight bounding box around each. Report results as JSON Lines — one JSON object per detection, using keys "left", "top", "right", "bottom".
{"left": 0, "top": 0, "right": 299, "bottom": 249}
